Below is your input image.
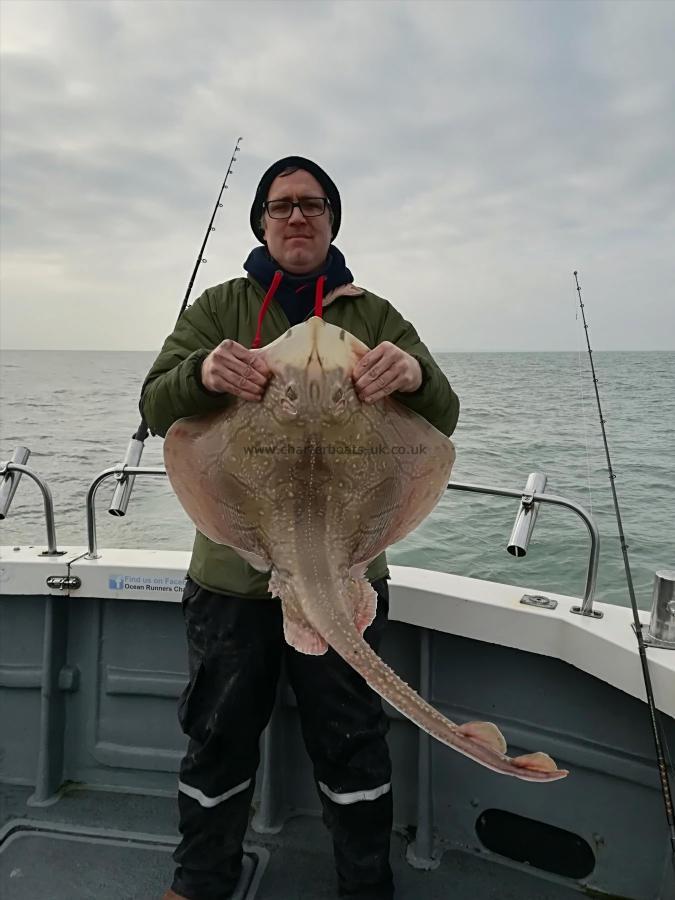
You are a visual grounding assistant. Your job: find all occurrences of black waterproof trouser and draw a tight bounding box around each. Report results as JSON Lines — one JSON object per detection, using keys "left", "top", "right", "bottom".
{"left": 171, "top": 577, "right": 394, "bottom": 900}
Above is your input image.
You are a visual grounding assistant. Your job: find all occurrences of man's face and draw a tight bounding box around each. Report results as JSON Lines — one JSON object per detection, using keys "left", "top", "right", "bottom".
{"left": 262, "top": 169, "right": 333, "bottom": 274}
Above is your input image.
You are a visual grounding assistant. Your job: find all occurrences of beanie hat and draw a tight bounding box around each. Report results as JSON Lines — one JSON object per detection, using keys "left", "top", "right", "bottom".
{"left": 250, "top": 156, "right": 341, "bottom": 244}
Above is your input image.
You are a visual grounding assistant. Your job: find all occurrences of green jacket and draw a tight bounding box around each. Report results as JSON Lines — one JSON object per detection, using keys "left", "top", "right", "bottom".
{"left": 140, "top": 275, "right": 460, "bottom": 597}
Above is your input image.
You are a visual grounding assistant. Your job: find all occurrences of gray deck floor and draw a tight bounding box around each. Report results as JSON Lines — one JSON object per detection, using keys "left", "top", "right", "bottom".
{"left": 0, "top": 785, "right": 583, "bottom": 900}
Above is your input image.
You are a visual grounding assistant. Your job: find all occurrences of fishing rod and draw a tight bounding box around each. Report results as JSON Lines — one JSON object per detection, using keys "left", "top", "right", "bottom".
{"left": 108, "top": 136, "right": 243, "bottom": 516}
{"left": 573, "top": 270, "right": 675, "bottom": 857}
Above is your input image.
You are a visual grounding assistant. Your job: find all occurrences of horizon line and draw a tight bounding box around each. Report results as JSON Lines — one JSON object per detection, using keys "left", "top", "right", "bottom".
{"left": 2, "top": 346, "right": 674, "bottom": 354}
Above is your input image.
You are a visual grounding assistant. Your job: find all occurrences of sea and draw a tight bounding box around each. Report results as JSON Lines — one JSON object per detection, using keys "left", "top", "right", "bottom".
{"left": 1, "top": 350, "right": 673, "bottom": 609}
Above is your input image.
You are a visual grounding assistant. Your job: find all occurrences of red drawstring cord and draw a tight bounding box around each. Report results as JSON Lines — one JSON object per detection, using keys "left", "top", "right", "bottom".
{"left": 251, "top": 271, "right": 326, "bottom": 349}
{"left": 251, "top": 270, "right": 283, "bottom": 349}
{"left": 314, "top": 275, "right": 326, "bottom": 319}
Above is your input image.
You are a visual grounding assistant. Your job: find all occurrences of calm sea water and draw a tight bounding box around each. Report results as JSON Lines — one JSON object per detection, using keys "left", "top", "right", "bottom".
{"left": 1, "top": 350, "right": 673, "bottom": 608}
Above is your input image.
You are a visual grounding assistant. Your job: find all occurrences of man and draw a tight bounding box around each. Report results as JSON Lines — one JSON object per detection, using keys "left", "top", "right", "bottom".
{"left": 141, "top": 156, "right": 460, "bottom": 900}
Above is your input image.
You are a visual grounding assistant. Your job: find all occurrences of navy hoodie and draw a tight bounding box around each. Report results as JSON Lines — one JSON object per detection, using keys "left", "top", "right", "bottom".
{"left": 243, "top": 245, "right": 353, "bottom": 326}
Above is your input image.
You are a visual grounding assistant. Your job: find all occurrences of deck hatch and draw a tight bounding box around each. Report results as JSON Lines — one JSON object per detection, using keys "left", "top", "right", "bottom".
{"left": 0, "top": 819, "right": 269, "bottom": 899}
{"left": 475, "top": 808, "right": 595, "bottom": 879}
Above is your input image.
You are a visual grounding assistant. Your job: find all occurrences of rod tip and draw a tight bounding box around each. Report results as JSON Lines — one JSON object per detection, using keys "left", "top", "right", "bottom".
{"left": 573, "top": 270, "right": 578, "bottom": 276}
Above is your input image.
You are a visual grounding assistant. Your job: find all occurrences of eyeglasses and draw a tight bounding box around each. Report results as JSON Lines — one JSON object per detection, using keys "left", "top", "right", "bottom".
{"left": 263, "top": 197, "right": 330, "bottom": 219}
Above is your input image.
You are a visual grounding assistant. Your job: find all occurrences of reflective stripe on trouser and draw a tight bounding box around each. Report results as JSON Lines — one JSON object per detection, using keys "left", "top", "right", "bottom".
{"left": 318, "top": 780, "right": 391, "bottom": 805}
{"left": 172, "top": 576, "right": 393, "bottom": 900}
{"left": 178, "top": 777, "right": 252, "bottom": 808}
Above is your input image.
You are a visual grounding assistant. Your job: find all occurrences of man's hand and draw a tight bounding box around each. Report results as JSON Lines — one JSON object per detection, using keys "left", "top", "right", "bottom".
{"left": 201, "top": 340, "right": 271, "bottom": 401}
{"left": 353, "top": 342, "right": 423, "bottom": 404}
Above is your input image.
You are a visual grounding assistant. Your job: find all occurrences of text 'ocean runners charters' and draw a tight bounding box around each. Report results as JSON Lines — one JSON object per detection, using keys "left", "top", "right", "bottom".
{"left": 243, "top": 443, "right": 428, "bottom": 456}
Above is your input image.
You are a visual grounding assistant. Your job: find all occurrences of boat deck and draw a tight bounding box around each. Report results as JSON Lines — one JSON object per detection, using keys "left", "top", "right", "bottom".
{"left": 2, "top": 555, "right": 674, "bottom": 899}
{"left": 0, "top": 784, "right": 583, "bottom": 900}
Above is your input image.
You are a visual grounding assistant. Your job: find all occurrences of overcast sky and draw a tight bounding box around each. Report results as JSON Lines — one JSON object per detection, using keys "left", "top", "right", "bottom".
{"left": 1, "top": 0, "right": 673, "bottom": 352}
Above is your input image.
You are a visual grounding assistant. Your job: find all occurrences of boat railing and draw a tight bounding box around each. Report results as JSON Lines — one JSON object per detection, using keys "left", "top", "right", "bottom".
{"left": 1, "top": 451, "right": 602, "bottom": 618}
{"left": 84, "top": 464, "right": 602, "bottom": 618}
{"left": 446, "top": 479, "right": 601, "bottom": 618}
{"left": 0, "top": 450, "right": 65, "bottom": 556}
{"left": 85, "top": 464, "right": 166, "bottom": 559}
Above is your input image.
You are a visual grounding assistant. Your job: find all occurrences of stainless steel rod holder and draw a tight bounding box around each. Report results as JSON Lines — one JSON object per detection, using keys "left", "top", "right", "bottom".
{"left": 507, "top": 471, "right": 547, "bottom": 557}
{"left": 446, "top": 480, "right": 601, "bottom": 618}
{"left": 86, "top": 465, "right": 167, "bottom": 559}
{"left": 648, "top": 569, "right": 675, "bottom": 647}
{"left": 0, "top": 446, "right": 31, "bottom": 519}
{"left": 108, "top": 437, "right": 146, "bottom": 517}
{"left": 0, "top": 460, "right": 64, "bottom": 555}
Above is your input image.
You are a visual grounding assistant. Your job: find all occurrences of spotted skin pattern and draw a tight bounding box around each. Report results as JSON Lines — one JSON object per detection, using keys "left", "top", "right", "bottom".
{"left": 165, "top": 319, "right": 568, "bottom": 783}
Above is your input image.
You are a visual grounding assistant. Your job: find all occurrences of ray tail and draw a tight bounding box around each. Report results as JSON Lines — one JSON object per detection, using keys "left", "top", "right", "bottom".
{"left": 321, "top": 611, "right": 568, "bottom": 783}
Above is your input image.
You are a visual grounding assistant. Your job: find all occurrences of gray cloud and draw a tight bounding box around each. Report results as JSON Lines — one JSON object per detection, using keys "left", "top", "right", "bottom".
{"left": 1, "top": 0, "right": 673, "bottom": 351}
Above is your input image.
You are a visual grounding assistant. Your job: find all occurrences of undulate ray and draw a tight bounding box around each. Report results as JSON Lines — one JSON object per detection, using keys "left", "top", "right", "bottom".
{"left": 164, "top": 318, "right": 568, "bottom": 783}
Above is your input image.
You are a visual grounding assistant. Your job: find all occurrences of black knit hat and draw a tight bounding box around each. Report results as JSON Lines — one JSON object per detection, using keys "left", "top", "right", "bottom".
{"left": 250, "top": 156, "right": 341, "bottom": 244}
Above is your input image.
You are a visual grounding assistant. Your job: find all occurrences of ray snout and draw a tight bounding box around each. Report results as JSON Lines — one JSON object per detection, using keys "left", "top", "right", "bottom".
{"left": 262, "top": 318, "right": 369, "bottom": 389}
